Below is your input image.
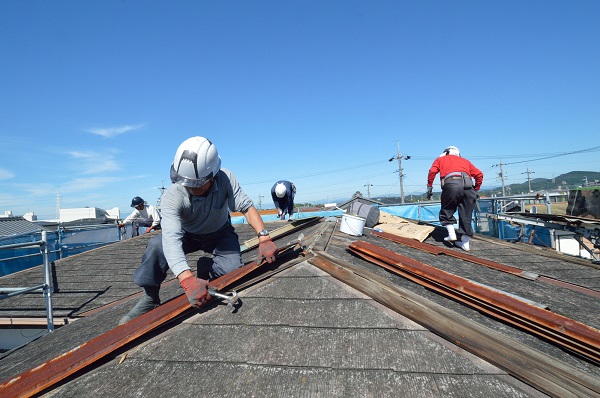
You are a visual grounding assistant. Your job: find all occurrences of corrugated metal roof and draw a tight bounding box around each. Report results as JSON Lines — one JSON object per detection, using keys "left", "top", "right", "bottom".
{"left": 0, "top": 217, "right": 42, "bottom": 238}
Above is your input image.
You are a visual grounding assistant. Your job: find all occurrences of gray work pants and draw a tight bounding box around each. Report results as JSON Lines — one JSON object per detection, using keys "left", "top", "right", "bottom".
{"left": 133, "top": 223, "right": 243, "bottom": 288}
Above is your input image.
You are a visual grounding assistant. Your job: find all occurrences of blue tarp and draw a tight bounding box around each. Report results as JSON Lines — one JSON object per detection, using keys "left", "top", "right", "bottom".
{"left": 0, "top": 226, "right": 121, "bottom": 277}
{"left": 380, "top": 204, "right": 441, "bottom": 224}
{"left": 231, "top": 209, "right": 344, "bottom": 224}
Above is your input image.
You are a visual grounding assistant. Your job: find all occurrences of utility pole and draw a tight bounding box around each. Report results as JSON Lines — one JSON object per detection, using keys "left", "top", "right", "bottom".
{"left": 388, "top": 140, "right": 411, "bottom": 204}
{"left": 364, "top": 183, "right": 373, "bottom": 199}
{"left": 521, "top": 168, "right": 535, "bottom": 192}
{"left": 493, "top": 161, "right": 507, "bottom": 196}
{"left": 157, "top": 181, "right": 166, "bottom": 208}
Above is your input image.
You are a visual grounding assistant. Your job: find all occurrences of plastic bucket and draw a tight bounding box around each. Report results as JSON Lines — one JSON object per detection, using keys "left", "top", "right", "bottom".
{"left": 340, "top": 214, "right": 366, "bottom": 236}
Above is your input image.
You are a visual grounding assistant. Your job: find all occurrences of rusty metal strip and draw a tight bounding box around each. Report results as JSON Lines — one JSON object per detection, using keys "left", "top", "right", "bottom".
{"left": 373, "top": 230, "right": 600, "bottom": 298}
{"left": 374, "top": 230, "right": 534, "bottom": 276}
{"left": 348, "top": 247, "right": 586, "bottom": 355}
{"left": 0, "top": 243, "right": 299, "bottom": 398}
{"left": 240, "top": 216, "right": 321, "bottom": 251}
{"left": 307, "top": 252, "right": 600, "bottom": 398}
{"left": 537, "top": 275, "right": 600, "bottom": 298}
{"left": 348, "top": 240, "right": 600, "bottom": 364}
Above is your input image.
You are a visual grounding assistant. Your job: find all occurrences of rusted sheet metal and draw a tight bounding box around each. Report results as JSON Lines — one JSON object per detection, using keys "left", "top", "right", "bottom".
{"left": 538, "top": 275, "right": 600, "bottom": 299}
{"left": 373, "top": 230, "right": 534, "bottom": 277}
{"left": 0, "top": 244, "right": 299, "bottom": 398}
{"left": 348, "top": 240, "right": 600, "bottom": 364}
{"left": 308, "top": 252, "right": 600, "bottom": 398}
{"left": 240, "top": 216, "right": 321, "bottom": 251}
{"left": 373, "top": 230, "right": 600, "bottom": 298}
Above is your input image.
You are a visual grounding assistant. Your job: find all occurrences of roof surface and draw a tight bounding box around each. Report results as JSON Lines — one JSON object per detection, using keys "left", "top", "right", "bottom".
{"left": 0, "top": 217, "right": 44, "bottom": 239}
{"left": 0, "top": 215, "right": 599, "bottom": 397}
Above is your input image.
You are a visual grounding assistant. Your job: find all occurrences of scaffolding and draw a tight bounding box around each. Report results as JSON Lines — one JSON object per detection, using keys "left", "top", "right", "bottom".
{"left": 0, "top": 231, "right": 54, "bottom": 332}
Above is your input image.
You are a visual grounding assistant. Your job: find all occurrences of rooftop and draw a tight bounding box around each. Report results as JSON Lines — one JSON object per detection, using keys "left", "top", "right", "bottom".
{"left": 0, "top": 213, "right": 599, "bottom": 397}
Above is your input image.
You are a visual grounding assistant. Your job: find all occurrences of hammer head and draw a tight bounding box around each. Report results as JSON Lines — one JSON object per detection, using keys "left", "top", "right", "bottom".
{"left": 224, "top": 290, "right": 239, "bottom": 308}
{"left": 208, "top": 288, "right": 239, "bottom": 311}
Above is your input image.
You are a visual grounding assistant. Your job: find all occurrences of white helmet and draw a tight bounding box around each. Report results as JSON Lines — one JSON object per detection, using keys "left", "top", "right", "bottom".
{"left": 275, "top": 183, "right": 287, "bottom": 198}
{"left": 170, "top": 137, "right": 221, "bottom": 188}
{"left": 443, "top": 146, "right": 460, "bottom": 156}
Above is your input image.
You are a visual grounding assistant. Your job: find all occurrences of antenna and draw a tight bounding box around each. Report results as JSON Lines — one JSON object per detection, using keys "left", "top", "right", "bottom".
{"left": 258, "top": 194, "right": 264, "bottom": 210}
{"left": 56, "top": 191, "right": 61, "bottom": 220}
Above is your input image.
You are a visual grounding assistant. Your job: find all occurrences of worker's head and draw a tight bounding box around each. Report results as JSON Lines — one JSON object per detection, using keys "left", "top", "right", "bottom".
{"left": 443, "top": 146, "right": 460, "bottom": 157}
{"left": 131, "top": 196, "right": 145, "bottom": 209}
{"left": 275, "top": 183, "right": 287, "bottom": 198}
{"left": 170, "top": 136, "right": 221, "bottom": 188}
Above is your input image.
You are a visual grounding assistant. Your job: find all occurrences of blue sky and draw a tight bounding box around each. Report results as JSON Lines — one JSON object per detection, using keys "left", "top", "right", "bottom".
{"left": 1, "top": 1, "right": 599, "bottom": 220}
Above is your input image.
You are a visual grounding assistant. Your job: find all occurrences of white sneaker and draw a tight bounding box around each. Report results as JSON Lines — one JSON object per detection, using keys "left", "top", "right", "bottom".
{"left": 455, "top": 235, "right": 471, "bottom": 251}
{"left": 444, "top": 225, "right": 457, "bottom": 242}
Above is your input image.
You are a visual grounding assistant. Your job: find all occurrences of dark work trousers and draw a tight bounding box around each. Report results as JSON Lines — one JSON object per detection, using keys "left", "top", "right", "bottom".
{"left": 133, "top": 223, "right": 243, "bottom": 288}
{"left": 131, "top": 218, "right": 153, "bottom": 237}
{"left": 439, "top": 179, "right": 477, "bottom": 236}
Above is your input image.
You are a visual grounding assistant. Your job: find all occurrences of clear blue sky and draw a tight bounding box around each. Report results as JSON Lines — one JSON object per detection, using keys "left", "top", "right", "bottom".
{"left": 1, "top": 1, "right": 599, "bottom": 220}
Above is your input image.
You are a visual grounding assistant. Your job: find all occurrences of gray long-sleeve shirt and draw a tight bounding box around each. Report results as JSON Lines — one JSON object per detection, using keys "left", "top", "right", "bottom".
{"left": 161, "top": 168, "right": 254, "bottom": 277}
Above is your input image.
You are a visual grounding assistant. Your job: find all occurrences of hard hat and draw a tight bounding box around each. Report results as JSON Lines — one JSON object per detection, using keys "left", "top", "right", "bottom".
{"left": 443, "top": 146, "right": 460, "bottom": 156}
{"left": 170, "top": 137, "right": 221, "bottom": 188}
{"left": 131, "top": 196, "right": 144, "bottom": 207}
{"left": 275, "top": 183, "right": 287, "bottom": 198}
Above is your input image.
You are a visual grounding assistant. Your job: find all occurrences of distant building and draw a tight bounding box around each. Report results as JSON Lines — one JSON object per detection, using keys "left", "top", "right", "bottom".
{"left": 58, "top": 207, "right": 120, "bottom": 223}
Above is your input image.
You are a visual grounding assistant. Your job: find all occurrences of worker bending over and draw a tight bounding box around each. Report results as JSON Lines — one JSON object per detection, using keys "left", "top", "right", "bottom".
{"left": 271, "top": 180, "right": 296, "bottom": 221}
{"left": 119, "top": 136, "right": 277, "bottom": 325}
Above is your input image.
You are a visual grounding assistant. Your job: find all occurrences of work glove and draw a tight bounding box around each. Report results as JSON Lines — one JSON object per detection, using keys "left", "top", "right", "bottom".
{"left": 257, "top": 238, "right": 277, "bottom": 264}
{"left": 179, "top": 276, "right": 211, "bottom": 308}
{"left": 145, "top": 227, "right": 153, "bottom": 234}
{"left": 426, "top": 186, "right": 433, "bottom": 200}
{"left": 277, "top": 209, "right": 282, "bottom": 218}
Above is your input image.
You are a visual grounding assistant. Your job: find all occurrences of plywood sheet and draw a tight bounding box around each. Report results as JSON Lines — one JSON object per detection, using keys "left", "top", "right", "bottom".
{"left": 376, "top": 212, "right": 434, "bottom": 242}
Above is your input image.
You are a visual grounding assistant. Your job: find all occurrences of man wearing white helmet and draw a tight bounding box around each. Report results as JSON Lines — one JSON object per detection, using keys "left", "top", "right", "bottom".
{"left": 426, "top": 145, "right": 484, "bottom": 251}
{"left": 119, "top": 136, "right": 277, "bottom": 324}
{"left": 271, "top": 180, "right": 296, "bottom": 221}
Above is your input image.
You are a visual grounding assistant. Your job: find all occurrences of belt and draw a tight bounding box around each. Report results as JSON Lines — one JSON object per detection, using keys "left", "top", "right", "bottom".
{"left": 445, "top": 176, "right": 463, "bottom": 181}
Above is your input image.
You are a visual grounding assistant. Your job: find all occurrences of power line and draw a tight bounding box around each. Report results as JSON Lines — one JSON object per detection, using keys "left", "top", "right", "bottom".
{"left": 501, "top": 145, "right": 600, "bottom": 166}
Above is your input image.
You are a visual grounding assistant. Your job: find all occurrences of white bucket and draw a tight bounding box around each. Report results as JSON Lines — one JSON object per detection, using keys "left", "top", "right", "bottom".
{"left": 340, "top": 214, "right": 366, "bottom": 236}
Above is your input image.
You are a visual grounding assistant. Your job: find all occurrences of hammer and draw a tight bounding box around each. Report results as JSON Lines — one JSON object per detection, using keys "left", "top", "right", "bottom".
{"left": 207, "top": 288, "right": 239, "bottom": 312}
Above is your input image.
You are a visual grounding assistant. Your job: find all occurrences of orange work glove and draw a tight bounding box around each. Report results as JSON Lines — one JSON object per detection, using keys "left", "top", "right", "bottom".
{"left": 257, "top": 238, "right": 277, "bottom": 264}
{"left": 179, "top": 276, "right": 211, "bottom": 308}
{"left": 145, "top": 227, "right": 153, "bottom": 234}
